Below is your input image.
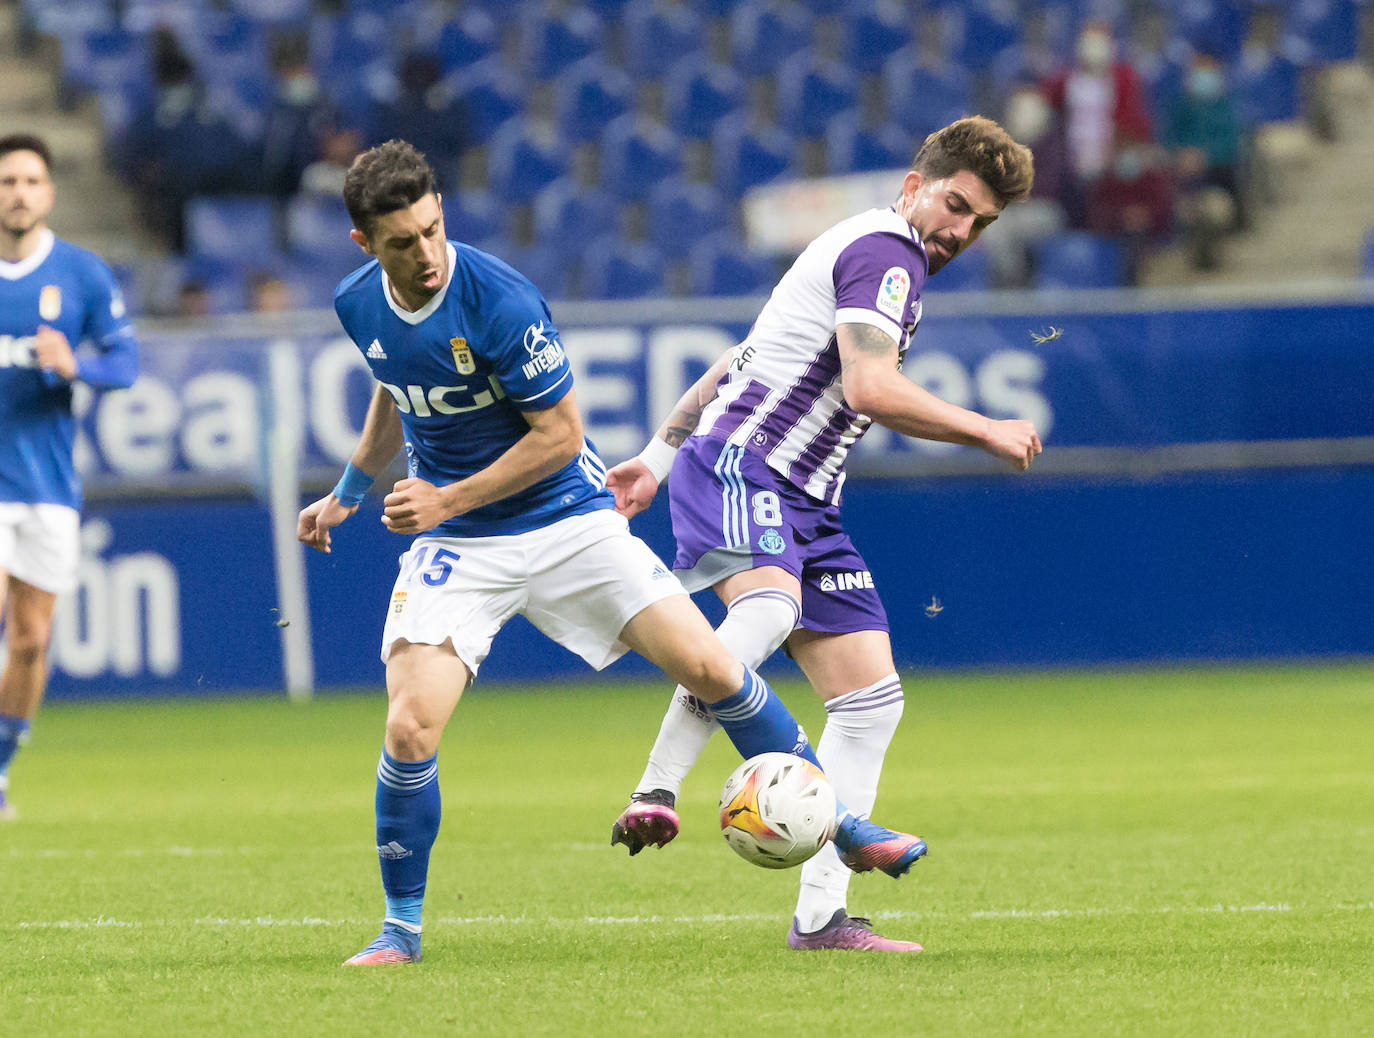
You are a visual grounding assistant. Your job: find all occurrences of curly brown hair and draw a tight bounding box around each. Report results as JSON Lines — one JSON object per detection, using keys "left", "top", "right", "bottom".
{"left": 343, "top": 139, "right": 436, "bottom": 236}
{"left": 911, "top": 116, "right": 1035, "bottom": 207}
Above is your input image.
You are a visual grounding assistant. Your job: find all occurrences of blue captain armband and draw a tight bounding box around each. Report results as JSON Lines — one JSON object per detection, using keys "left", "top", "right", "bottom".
{"left": 332, "top": 462, "right": 375, "bottom": 506}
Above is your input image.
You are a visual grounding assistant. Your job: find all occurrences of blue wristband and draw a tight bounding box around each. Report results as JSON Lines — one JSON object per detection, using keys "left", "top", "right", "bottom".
{"left": 332, "top": 462, "right": 374, "bottom": 506}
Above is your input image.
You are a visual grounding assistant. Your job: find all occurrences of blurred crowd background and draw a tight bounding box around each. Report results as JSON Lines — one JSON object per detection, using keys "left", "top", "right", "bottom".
{"left": 8, "top": 0, "right": 1374, "bottom": 315}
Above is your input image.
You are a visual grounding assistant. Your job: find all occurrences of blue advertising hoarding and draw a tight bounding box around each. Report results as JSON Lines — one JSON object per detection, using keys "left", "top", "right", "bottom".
{"left": 33, "top": 295, "right": 1374, "bottom": 697}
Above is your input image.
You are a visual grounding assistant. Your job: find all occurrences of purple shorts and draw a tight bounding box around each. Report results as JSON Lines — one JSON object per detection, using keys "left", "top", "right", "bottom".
{"left": 668, "top": 437, "right": 888, "bottom": 635}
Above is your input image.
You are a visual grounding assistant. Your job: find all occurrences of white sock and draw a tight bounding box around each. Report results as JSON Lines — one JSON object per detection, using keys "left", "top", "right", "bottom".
{"left": 794, "top": 673, "right": 905, "bottom": 933}
{"left": 635, "top": 587, "right": 801, "bottom": 796}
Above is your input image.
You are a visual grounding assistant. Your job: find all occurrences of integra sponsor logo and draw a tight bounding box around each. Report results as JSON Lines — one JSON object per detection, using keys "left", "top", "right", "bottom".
{"left": 521, "top": 321, "right": 566, "bottom": 379}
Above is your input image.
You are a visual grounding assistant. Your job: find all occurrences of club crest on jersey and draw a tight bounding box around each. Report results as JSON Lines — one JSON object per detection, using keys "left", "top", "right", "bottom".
{"left": 757, "top": 529, "right": 786, "bottom": 555}
{"left": 450, "top": 337, "right": 476, "bottom": 375}
{"left": 521, "top": 320, "right": 566, "bottom": 379}
{"left": 39, "top": 285, "right": 62, "bottom": 322}
{"left": 877, "top": 266, "right": 910, "bottom": 321}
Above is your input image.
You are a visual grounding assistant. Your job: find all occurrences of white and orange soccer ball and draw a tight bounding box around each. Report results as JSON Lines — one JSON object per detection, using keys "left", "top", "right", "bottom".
{"left": 719, "top": 753, "right": 838, "bottom": 869}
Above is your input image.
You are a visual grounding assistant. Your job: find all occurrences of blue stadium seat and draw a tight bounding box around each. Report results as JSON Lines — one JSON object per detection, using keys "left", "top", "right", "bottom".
{"left": 1285, "top": 0, "right": 1359, "bottom": 64}
{"left": 622, "top": 2, "right": 703, "bottom": 79}
{"left": 664, "top": 51, "right": 746, "bottom": 140}
{"left": 729, "top": 2, "right": 812, "bottom": 76}
{"left": 556, "top": 57, "right": 635, "bottom": 144}
{"left": 647, "top": 177, "right": 729, "bottom": 253}
{"left": 433, "top": 7, "right": 498, "bottom": 71}
{"left": 487, "top": 115, "right": 571, "bottom": 206}
{"left": 924, "top": 243, "right": 991, "bottom": 293}
{"left": 712, "top": 112, "right": 795, "bottom": 195}
{"left": 776, "top": 45, "right": 858, "bottom": 139}
{"left": 600, "top": 110, "right": 683, "bottom": 202}
{"left": 581, "top": 235, "right": 668, "bottom": 300}
{"left": 524, "top": 4, "right": 604, "bottom": 78}
{"left": 1031, "top": 233, "right": 1125, "bottom": 290}
{"left": 185, "top": 196, "right": 281, "bottom": 263}
{"left": 60, "top": 28, "right": 149, "bottom": 98}
{"left": 533, "top": 178, "right": 619, "bottom": 255}
{"left": 285, "top": 195, "right": 362, "bottom": 283}
{"left": 1172, "top": 0, "right": 1249, "bottom": 63}
{"left": 443, "top": 190, "right": 504, "bottom": 248}
{"left": 1234, "top": 52, "right": 1303, "bottom": 125}
{"left": 688, "top": 230, "right": 776, "bottom": 297}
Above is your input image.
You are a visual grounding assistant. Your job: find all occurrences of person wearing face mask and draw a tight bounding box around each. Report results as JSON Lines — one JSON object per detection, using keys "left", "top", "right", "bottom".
{"left": 1165, "top": 52, "right": 1247, "bottom": 265}
{"left": 1087, "top": 137, "right": 1175, "bottom": 285}
{"left": 1043, "top": 21, "right": 1153, "bottom": 227}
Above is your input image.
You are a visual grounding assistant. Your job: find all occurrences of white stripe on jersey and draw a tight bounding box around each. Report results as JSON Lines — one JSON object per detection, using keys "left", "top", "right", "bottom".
{"left": 698, "top": 208, "right": 924, "bottom": 504}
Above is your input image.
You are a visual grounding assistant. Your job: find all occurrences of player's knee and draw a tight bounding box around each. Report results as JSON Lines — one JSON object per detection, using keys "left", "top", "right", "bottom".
{"left": 672, "top": 645, "right": 744, "bottom": 704}
{"left": 384, "top": 706, "right": 441, "bottom": 760}
{"left": 3, "top": 632, "right": 50, "bottom": 669}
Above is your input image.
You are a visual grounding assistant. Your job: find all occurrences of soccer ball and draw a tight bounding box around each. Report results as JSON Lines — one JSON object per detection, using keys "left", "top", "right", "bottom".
{"left": 718, "top": 753, "right": 837, "bottom": 869}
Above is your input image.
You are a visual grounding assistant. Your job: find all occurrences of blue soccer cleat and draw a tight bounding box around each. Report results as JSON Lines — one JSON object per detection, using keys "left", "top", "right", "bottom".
{"left": 832, "top": 816, "right": 928, "bottom": 878}
{"left": 343, "top": 923, "right": 422, "bottom": 966}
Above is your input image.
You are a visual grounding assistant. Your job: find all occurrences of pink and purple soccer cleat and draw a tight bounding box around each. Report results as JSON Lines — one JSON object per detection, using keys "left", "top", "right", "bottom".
{"left": 610, "top": 789, "right": 680, "bottom": 856}
{"left": 343, "top": 924, "right": 421, "bottom": 966}
{"left": 787, "top": 909, "right": 923, "bottom": 952}
{"left": 832, "top": 816, "right": 928, "bottom": 878}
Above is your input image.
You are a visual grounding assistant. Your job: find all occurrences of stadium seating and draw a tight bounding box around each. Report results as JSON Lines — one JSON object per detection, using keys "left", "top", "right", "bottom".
{"left": 185, "top": 196, "right": 280, "bottom": 263}
{"left": 38, "top": 0, "right": 1357, "bottom": 306}
{"left": 1032, "top": 233, "right": 1126, "bottom": 291}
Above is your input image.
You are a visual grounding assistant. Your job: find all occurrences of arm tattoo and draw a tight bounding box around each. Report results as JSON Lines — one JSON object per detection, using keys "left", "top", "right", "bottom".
{"left": 846, "top": 322, "right": 899, "bottom": 357}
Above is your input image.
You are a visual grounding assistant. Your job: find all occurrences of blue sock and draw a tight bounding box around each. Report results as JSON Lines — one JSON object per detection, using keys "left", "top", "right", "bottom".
{"left": 375, "top": 749, "right": 441, "bottom": 934}
{"left": 709, "top": 668, "right": 823, "bottom": 770}
{"left": 0, "top": 714, "right": 30, "bottom": 777}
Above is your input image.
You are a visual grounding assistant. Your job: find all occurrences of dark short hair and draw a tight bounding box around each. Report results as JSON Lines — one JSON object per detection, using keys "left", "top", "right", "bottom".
{"left": 0, "top": 133, "right": 53, "bottom": 172}
{"left": 342, "top": 139, "right": 437, "bottom": 235}
{"left": 912, "top": 116, "right": 1035, "bottom": 207}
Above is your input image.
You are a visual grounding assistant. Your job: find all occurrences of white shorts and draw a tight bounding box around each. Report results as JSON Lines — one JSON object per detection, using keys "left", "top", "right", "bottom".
{"left": 380, "top": 509, "right": 686, "bottom": 677}
{"left": 0, "top": 502, "right": 80, "bottom": 594}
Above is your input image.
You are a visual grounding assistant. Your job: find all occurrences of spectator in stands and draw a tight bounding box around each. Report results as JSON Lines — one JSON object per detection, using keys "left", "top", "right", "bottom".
{"left": 118, "top": 27, "right": 253, "bottom": 249}
{"left": 1044, "top": 20, "right": 1153, "bottom": 227}
{"left": 1127, "top": 7, "right": 1194, "bottom": 129}
{"left": 299, "top": 125, "right": 364, "bottom": 200}
{"left": 176, "top": 279, "right": 213, "bottom": 317}
{"left": 1165, "top": 53, "right": 1248, "bottom": 269}
{"left": 712, "top": 77, "right": 795, "bottom": 196}
{"left": 260, "top": 30, "right": 335, "bottom": 198}
{"left": 1086, "top": 138, "right": 1175, "bottom": 285}
{"left": 247, "top": 268, "right": 294, "bottom": 312}
{"left": 601, "top": 81, "right": 683, "bottom": 202}
{"left": 1234, "top": 8, "right": 1304, "bottom": 127}
{"left": 370, "top": 51, "right": 466, "bottom": 190}
{"left": 985, "top": 84, "right": 1070, "bottom": 288}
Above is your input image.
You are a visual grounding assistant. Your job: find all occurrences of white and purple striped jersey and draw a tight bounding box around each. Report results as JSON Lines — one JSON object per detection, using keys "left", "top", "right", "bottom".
{"left": 696, "top": 207, "right": 927, "bottom": 505}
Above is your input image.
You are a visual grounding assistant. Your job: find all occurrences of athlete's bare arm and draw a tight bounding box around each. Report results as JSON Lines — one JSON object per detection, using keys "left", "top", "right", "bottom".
{"left": 606, "top": 347, "right": 735, "bottom": 517}
{"left": 657, "top": 348, "right": 734, "bottom": 447}
{"left": 837, "top": 322, "right": 1042, "bottom": 471}
{"left": 381, "top": 389, "right": 585, "bottom": 535}
{"left": 299, "top": 384, "right": 405, "bottom": 552}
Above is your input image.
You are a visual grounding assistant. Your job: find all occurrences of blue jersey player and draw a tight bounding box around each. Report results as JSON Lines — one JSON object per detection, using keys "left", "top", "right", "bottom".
{"left": 0, "top": 134, "right": 139, "bottom": 820}
{"left": 296, "top": 140, "right": 927, "bottom": 966}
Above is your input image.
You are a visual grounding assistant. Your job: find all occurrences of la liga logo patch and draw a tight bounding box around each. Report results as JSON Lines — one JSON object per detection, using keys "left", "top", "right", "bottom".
{"left": 876, "top": 266, "right": 910, "bottom": 320}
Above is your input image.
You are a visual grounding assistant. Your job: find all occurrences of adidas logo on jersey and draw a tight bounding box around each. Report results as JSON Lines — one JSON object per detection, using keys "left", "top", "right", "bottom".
{"left": 377, "top": 840, "right": 413, "bottom": 859}
{"left": 366, "top": 339, "right": 387, "bottom": 360}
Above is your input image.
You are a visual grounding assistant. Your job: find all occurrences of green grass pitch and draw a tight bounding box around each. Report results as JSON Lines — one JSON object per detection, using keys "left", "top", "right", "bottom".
{"left": 2, "top": 663, "right": 1372, "bottom": 1036}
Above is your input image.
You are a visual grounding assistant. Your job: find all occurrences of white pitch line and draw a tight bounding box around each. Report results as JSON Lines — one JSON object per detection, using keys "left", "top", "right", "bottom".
{"left": 10, "top": 901, "right": 1370, "bottom": 932}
